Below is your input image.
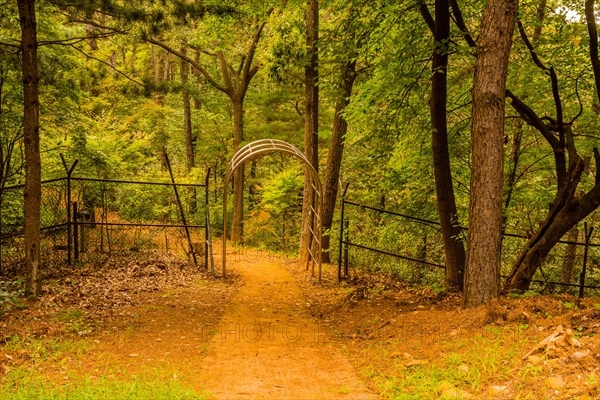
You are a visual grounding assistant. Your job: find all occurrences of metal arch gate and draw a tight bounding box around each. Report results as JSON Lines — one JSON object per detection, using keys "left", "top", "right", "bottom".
{"left": 222, "top": 139, "right": 323, "bottom": 281}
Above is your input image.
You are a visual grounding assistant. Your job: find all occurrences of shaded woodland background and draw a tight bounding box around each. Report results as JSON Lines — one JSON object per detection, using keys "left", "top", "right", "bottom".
{"left": 2, "top": 0, "right": 600, "bottom": 306}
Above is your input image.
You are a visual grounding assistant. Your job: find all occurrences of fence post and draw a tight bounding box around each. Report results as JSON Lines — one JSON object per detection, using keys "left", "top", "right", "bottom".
{"left": 579, "top": 223, "right": 594, "bottom": 298}
{"left": 204, "top": 168, "right": 211, "bottom": 271}
{"left": 337, "top": 199, "right": 345, "bottom": 282}
{"left": 0, "top": 194, "right": 3, "bottom": 276}
{"left": 337, "top": 183, "right": 350, "bottom": 282}
{"left": 73, "top": 202, "right": 79, "bottom": 262}
{"left": 60, "top": 155, "right": 78, "bottom": 266}
{"left": 343, "top": 219, "right": 350, "bottom": 278}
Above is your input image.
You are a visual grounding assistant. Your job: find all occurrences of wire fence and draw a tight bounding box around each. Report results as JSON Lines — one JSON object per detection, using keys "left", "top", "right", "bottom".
{"left": 0, "top": 166, "right": 213, "bottom": 280}
{"left": 338, "top": 196, "right": 600, "bottom": 297}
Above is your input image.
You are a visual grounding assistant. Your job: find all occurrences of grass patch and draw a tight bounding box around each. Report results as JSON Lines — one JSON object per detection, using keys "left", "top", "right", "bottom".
{"left": 0, "top": 369, "right": 204, "bottom": 400}
{"left": 2, "top": 335, "right": 90, "bottom": 363}
{"left": 372, "top": 325, "right": 540, "bottom": 399}
{"left": 1, "top": 334, "right": 206, "bottom": 399}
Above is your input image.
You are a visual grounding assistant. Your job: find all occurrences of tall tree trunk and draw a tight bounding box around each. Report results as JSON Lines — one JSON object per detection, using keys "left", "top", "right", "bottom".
{"left": 152, "top": 45, "right": 159, "bottom": 81}
{"left": 193, "top": 49, "right": 202, "bottom": 110}
{"left": 300, "top": 0, "right": 319, "bottom": 262}
{"left": 503, "top": 121, "right": 522, "bottom": 214}
{"left": 231, "top": 97, "right": 244, "bottom": 243}
{"left": 110, "top": 50, "right": 117, "bottom": 70}
{"left": 321, "top": 60, "right": 356, "bottom": 264}
{"left": 17, "top": 0, "right": 41, "bottom": 297}
{"left": 248, "top": 161, "right": 257, "bottom": 211}
{"left": 131, "top": 43, "right": 137, "bottom": 75}
{"left": 162, "top": 51, "right": 169, "bottom": 81}
{"left": 464, "top": 0, "right": 518, "bottom": 307}
{"left": 181, "top": 45, "right": 196, "bottom": 214}
{"left": 424, "top": 0, "right": 466, "bottom": 292}
{"left": 86, "top": 23, "right": 97, "bottom": 50}
{"left": 181, "top": 47, "right": 194, "bottom": 172}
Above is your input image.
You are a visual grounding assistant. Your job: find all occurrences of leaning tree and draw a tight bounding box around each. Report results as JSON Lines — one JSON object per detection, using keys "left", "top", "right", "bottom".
{"left": 505, "top": 1, "right": 600, "bottom": 291}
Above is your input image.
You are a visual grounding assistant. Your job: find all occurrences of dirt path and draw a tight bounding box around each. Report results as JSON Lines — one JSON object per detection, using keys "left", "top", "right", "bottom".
{"left": 75, "top": 253, "right": 376, "bottom": 399}
{"left": 197, "top": 254, "right": 377, "bottom": 399}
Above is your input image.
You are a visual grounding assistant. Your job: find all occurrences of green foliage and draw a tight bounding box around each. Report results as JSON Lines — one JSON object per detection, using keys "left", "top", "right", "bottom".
{"left": 114, "top": 184, "right": 174, "bottom": 221}
{"left": 0, "top": 280, "right": 24, "bottom": 316}
{"left": 244, "top": 165, "right": 303, "bottom": 252}
{"left": 260, "top": 166, "right": 303, "bottom": 216}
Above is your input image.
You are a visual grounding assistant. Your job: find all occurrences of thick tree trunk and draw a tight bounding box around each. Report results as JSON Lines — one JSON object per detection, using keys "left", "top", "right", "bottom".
{"left": 321, "top": 60, "right": 356, "bottom": 264}
{"left": 248, "top": 161, "right": 257, "bottom": 211}
{"left": 428, "top": 0, "right": 466, "bottom": 292}
{"left": 231, "top": 98, "right": 244, "bottom": 243}
{"left": 464, "top": 0, "right": 518, "bottom": 307}
{"left": 300, "top": 0, "right": 319, "bottom": 262}
{"left": 18, "top": 0, "right": 42, "bottom": 297}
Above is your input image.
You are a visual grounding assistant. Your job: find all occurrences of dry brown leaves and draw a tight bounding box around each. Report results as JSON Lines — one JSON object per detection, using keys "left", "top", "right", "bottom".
{"left": 0, "top": 251, "right": 211, "bottom": 341}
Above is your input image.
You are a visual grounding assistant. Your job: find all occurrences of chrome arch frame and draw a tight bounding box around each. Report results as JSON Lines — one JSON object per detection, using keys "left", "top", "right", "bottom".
{"left": 222, "top": 139, "right": 322, "bottom": 281}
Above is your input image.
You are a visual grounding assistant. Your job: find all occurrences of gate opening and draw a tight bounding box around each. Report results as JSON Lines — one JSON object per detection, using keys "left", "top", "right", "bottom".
{"left": 222, "top": 139, "right": 322, "bottom": 281}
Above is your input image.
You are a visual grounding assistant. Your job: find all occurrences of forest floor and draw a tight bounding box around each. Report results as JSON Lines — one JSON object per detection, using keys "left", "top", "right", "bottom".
{"left": 0, "top": 249, "right": 599, "bottom": 399}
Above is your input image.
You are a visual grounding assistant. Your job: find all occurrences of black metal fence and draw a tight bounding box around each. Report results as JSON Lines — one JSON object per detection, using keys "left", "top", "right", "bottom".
{"left": 0, "top": 164, "right": 213, "bottom": 278}
{"left": 338, "top": 194, "right": 600, "bottom": 297}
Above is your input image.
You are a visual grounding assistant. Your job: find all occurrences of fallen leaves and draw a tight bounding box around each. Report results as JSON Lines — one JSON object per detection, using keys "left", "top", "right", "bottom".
{"left": 0, "top": 251, "right": 211, "bottom": 341}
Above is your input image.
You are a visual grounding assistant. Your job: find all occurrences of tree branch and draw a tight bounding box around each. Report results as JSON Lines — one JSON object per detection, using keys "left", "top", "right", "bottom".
{"left": 0, "top": 40, "right": 21, "bottom": 50}
{"left": 241, "top": 18, "right": 268, "bottom": 84}
{"left": 518, "top": 19, "right": 569, "bottom": 167}
{"left": 216, "top": 50, "right": 234, "bottom": 93}
{"left": 39, "top": 31, "right": 121, "bottom": 47}
{"left": 506, "top": 89, "right": 568, "bottom": 190}
{"left": 564, "top": 124, "right": 582, "bottom": 170}
{"left": 449, "top": 0, "right": 476, "bottom": 48}
{"left": 505, "top": 90, "right": 557, "bottom": 146}
{"left": 65, "top": 17, "right": 129, "bottom": 32}
{"left": 585, "top": 0, "right": 600, "bottom": 101}
{"left": 148, "top": 38, "right": 229, "bottom": 95}
{"left": 69, "top": 44, "right": 143, "bottom": 86}
{"left": 550, "top": 67, "right": 565, "bottom": 150}
{"left": 517, "top": 20, "right": 548, "bottom": 71}
{"left": 570, "top": 71, "right": 585, "bottom": 124}
{"left": 419, "top": 1, "right": 435, "bottom": 34}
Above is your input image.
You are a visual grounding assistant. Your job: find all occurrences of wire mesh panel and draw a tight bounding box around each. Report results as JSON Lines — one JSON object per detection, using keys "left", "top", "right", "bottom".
{"left": 340, "top": 198, "right": 600, "bottom": 296}
{"left": 70, "top": 177, "right": 208, "bottom": 264}
{"left": 340, "top": 200, "right": 446, "bottom": 286}
{"left": 0, "top": 178, "right": 69, "bottom": 278}
{"left": 0, "top": 173, "right": 211, "bottom": 280}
